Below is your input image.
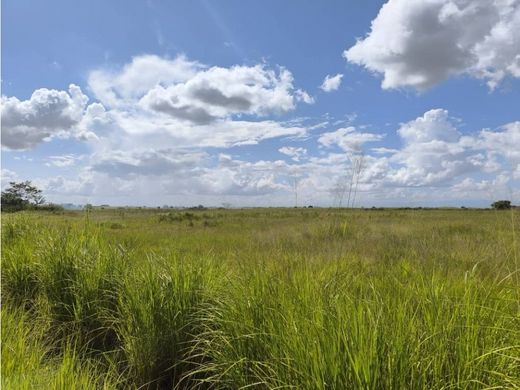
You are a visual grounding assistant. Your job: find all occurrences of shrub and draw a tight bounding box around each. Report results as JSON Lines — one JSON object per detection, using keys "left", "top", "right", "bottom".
{"left": 491, "top": 200, "right": 511, "bottom": 210}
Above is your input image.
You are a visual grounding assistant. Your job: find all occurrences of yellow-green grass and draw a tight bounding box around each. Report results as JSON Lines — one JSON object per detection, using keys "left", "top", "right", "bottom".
{"left": 2, "top": 208, "right": 519, "bottom": 389}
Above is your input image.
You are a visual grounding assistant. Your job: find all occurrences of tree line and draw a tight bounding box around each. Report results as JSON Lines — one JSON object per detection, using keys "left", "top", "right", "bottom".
{"left": 0, "top": 180, "right": 515, "bottom": 212}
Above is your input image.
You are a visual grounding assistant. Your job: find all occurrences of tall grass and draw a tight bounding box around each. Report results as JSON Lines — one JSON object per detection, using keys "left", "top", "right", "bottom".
{"left": 1, "top": 306, "right": 119, "bottom": 389}
{"left": 190, "top": 257, "right": 519, "bottom": 388}
{"left": 1, "top": 208, "right": 519, "bottom": 388}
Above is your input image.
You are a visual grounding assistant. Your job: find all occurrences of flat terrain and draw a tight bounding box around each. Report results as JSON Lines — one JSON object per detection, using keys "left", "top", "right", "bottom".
{"left": 2, "top": 208, "right": 519, "bottom": 389}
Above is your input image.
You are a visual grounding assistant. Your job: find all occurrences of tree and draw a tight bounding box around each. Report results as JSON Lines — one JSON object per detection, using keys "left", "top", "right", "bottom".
{"left": 491, "top": 200, "right": 511, "bottom": 210}
{"left": 1, "top": 181, "right": 45, "bottom": 212}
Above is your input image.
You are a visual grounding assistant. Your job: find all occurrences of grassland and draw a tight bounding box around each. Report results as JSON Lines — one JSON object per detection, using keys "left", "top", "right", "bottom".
{"left": 2, "top": 207, "right": 519, "bottom": 389}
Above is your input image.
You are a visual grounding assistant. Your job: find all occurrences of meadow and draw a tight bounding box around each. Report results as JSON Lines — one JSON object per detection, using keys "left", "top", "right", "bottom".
{"left": 1, "top": 207, "right": 519, "bottom": 389}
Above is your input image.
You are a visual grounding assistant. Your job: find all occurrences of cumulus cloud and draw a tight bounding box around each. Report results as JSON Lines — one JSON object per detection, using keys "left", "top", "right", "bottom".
{"left": 384, "top": 109, "right": 514, "bottom": 186}
{"left": 386, "top": 109, "right": 477, "bottom": 185}
{"left": 1, "top": 85, "right": 97, "bottom": 150}
{"left": 476, "top": 121, "right": 520, "bottom": 177}
{"left": 90, "top": 55, "right": 312, "bottom": 124}
{"left": 397, "top": 108, "right": 459, "bottom": 143}
{"left": 2, "top": 54, "right": 311, "bottom": 155}
{"left": 82, "top": 55, "right": 313, "bottom": 151}
{"left": 344, "top": 0, "right": 520, "bottom": 90}
{"left": 318, "top": 126, "right": 384, "bottom": 152}
{"left": 140, "top": 65, "right": 300, "bottom": 124}
{"left": 88, "top": 54, "right": 203, "bottom": 107}
{"left": 320, "top": 73, "right": 344, "bottom": 92}
{"left": 137, "top": 64, "right": 306, "bottom": 123}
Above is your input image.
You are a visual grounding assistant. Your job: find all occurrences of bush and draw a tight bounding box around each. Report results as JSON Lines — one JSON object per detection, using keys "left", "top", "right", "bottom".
{"left": 158, "top": 211, "right": 200, "bottom": 223}
{"left": 491, "top": 200, "right": 511, "bottom": 210}
{"left": 35, "top": 203, "right": 65, "bottom": 212}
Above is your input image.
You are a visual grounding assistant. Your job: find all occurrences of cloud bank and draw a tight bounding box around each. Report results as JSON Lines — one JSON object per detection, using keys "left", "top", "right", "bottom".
{"left": 2, "top": 53, "right": 518, "bottom": 206}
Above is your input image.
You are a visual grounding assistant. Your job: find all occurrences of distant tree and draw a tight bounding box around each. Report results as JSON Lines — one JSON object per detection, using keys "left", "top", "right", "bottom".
{"left": 1, "top": 191, "right": 27, "bottom": 212}
{"left": 1, "top": 181, "right": 45, "bottom": 212}
{"left": 491, "top": 200, "right": 511, "bottom": 210}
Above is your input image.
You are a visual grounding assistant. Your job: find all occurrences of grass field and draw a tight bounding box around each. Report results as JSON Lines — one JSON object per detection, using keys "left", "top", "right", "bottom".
{"left": 2, "top": 207, "right": 519, "bottom": 389}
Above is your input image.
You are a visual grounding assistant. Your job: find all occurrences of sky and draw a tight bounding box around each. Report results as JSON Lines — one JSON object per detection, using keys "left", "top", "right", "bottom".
{"left": 1, "top": 0, "right": 519, "bottom": 207}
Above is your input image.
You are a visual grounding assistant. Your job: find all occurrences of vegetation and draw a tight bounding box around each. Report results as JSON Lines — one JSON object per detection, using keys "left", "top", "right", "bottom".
{"left": 492, "top": 200, "right": 512, "bottom": 210}
{"left": 1, "top": 181, "right": 63, "bottom": 213}
{"left": 2, "top": 207, "right": 519, "bottom": 389}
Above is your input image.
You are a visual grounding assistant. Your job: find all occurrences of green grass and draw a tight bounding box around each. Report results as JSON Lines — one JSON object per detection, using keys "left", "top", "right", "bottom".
{"left": 2, "top": 208, "right": 519, "bottom": 389}
{"left": 1, "top": 305, "right": 119, "bottom": 389}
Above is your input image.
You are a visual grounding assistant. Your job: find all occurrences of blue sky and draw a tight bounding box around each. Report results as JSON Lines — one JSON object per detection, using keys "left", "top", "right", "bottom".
{"left": 2, "top": 0, "right": 519, "bottom": 207}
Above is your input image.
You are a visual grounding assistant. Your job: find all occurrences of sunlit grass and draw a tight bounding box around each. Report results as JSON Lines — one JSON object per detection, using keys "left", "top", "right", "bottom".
{"left": 1, "top": 208, "right": 519, "bottom": 388}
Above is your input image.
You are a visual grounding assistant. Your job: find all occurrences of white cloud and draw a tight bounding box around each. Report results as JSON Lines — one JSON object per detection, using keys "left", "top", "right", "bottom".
{"left": 90, "top": 56, "right": 312, "bottom": 124}
{"left": 2, "top": 55, "right": 311, "bottom": 154}
{"left": 197, "top": 165, "right": 287, "bottom": 196}
{"left": 295, "top": 89, "right": 315, "bottom": 104}
{"left": 1, "top": 85, "right": 97, "bottom": 150}
{"left": 30, "top": 112, "right": 520, "bottom": 206}
{"left": 1, "top": 169, "right": 18, "bottom": 189}
{"left": 138, "top": 64, "right": 301, "bottom": 123}
{"left": 452, "top": 174, "right": 509, "bottom": 194}
{"left": 383, "top": 109, "right": 516, "bottom": 187}
{"left": 88, "top": 55, "right": 203, "bottom": 107}
{"left": 45, "top": 154, "right": 86, "bottom": 168}
{"left": 397, "top": 108, "right": 459, "bottom": 143}
{"left": 98, "top": 110, "right": 306, "bottom": 150}
{"left": 83, "top": 55, "right": 312, "bottom": 152}
{"left": 279, "top": 146, "right": 308, "bottom": 161}
{"left": 371, "top": 147, "right": 399, "bottom": 155}
{"left": 90, "top": 149, "right": 206, "bottom": 178}
{"left": 3, "top": 53, "right": 517, "bottom": 206}
{"left": 476, "top": 121, "right": 520, "bottom": 177}
{"left": 387, "top": 109, "right": 478, "bottom": 186}
{"left": 344, "top": 0, "right": 520, "bottom": 90}
{"left": 320, "top": 73, "right": 343, "bottom": 92}
{"left": 73, "top": 150, "right": 292, "bottom": 199}
{"left": 318, "top": 126, "right": 384, "bottom": 152}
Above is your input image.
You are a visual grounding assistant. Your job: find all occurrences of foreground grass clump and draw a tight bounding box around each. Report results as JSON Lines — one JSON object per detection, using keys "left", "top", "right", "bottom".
{"left": 1, "top": 306, "right": 119, "bottom": 389}
{"left": 1, "top": 208, "right": 519, "bottom": 389}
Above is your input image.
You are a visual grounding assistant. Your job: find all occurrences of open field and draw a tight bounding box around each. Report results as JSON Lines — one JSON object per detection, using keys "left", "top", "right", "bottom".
{"left": 2, "top": 208, "right": 519, "bottom": 389}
